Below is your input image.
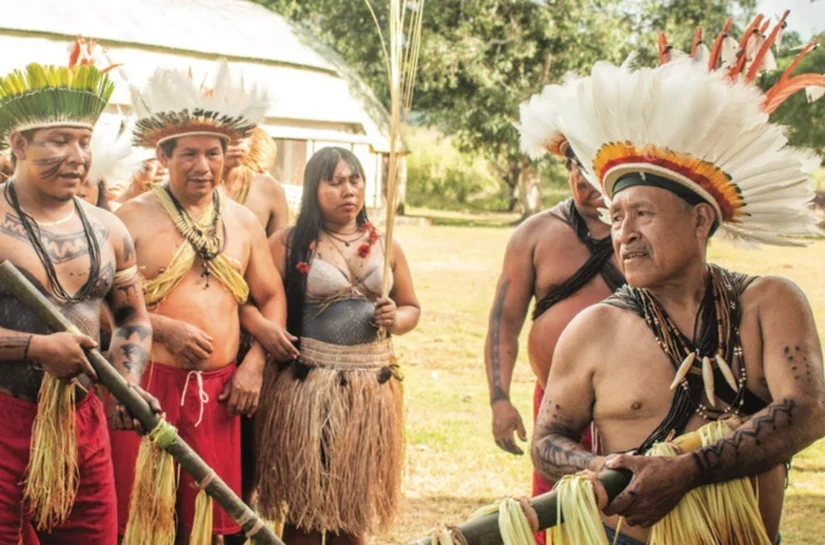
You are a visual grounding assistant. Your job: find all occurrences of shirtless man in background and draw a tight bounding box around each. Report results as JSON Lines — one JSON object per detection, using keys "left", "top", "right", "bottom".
{"left": 484, "top": 146, "right": 624, "bottom": 544}
{"left": 223, "top": 127, "right": 289, "bottom": 236}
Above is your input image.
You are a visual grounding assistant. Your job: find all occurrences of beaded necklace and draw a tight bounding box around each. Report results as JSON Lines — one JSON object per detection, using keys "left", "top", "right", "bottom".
{"left": 634, "top": 264, "right": 748, "bottom": 453}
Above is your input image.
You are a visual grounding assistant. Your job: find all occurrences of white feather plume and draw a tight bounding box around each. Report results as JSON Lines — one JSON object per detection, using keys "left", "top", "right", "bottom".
{"left": 517, "top": 81, "right": 578, "bottom": 159}
{"left": 807, "top": 81, "right": 825, "bottom": 103}
{"left": 720, "top": 36, "right": 741, "bottom": 70}
{"left": 130, "top": 59, "right": 270, "bottom": 147}
{"left": 550, "top": 59, "right": 821, "bottom": 246}
{"left": 693, "top": 43, "right": 710, "bottom": 64}
{"left": 88, "top": 117, "right": 148, "bottom": 191}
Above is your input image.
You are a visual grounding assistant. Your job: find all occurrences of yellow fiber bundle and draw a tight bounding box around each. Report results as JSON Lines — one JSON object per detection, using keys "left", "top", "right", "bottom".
{"left": 646, "top": 442, "right": 720, "bottom": 545}
{"left": 122, "top": 419, "right": 178, "bottom": 545}
{"left": 188, "top": 488, "right": 213, "bottom": 545}
{"left": 23, "top": 376, "right": 78, "bottom": 530}
{"left": 548, "top": 475, "right": 610, "bottom": 545}
{"left": 648, "top": 419, "right": 772, "bottom": 545}
{"left": 695, "top": 421, "right": 772, "bottom": 545}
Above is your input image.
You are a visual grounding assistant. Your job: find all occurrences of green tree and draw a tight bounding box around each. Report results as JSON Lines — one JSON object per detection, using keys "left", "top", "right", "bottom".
{"left": 257, "top": 0, "right": 629, "bottom": 211}
{"left": 626, "top": 0, "right": 756, "bottom": 66}
{"left": 256, "top": 0, "right": 822, "bottom": 213}
{"left": 759, "top": 34, "right": 825, "bottom": 156}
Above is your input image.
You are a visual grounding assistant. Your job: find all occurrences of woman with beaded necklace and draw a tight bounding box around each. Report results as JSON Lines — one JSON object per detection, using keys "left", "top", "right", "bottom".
{"left": 253, "top": 146, "right": 420, "bottom": 545}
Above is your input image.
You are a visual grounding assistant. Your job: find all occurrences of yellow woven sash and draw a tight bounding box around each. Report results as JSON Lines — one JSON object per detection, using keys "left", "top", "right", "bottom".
{"left": 141, "top": 185, "right": 248, "bottom": 307}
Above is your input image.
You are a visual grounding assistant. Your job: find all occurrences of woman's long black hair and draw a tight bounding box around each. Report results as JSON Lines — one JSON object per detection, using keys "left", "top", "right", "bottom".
{"left": 285, "top": 146, "right": 369, "bottom": 338}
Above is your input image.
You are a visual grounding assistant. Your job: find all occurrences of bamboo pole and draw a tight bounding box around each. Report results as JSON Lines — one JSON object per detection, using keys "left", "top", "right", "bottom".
{"left": 407, "top": 468, "right": 633, "bottom": 545}
{"left": 0, "top": 260, "right": 282, "bottom": 545}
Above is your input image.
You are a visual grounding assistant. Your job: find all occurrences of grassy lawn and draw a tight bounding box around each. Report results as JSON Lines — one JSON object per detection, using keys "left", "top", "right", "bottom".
{"left": 376, "top": 219, "right": 825, "bottom": 545}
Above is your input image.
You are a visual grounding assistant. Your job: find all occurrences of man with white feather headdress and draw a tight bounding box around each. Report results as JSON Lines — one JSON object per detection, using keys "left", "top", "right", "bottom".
{"left": 110, "top": 59, "right": 295, "bottom": 543}
{"left": 528, "top": 17, "right": 825, "bottom": 545}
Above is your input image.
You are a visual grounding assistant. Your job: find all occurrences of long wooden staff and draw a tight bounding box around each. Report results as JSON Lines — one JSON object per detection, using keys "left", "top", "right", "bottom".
{"left": 0, "top": 261, "right": 283, "bottom": 545}
{"left": 407, "top": 468, "right": 632, "bottom": 545}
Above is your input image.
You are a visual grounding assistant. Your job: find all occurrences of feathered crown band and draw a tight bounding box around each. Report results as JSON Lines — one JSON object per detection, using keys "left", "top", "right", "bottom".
{"left": 517, "top": 10, "right": 822, "bottom": 246}
{"left": 554, "top": 59, "right": 820, "bottom": 246}
{"left": 130, "top": 60, "right": 269, "bottom": 148}
{"left": 0, "top": 63, "right": 114, "bottom": 150}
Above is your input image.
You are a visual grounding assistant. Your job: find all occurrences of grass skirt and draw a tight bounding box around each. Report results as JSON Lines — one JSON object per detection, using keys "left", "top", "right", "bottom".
{"left": 255, "top": 337, "right": 404, "bottom": 536}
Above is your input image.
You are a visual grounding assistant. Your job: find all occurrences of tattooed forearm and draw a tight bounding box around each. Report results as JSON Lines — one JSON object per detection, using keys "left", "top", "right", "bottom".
{"left": 690, "top": 397, "right": 820, "bottom": 486}
{"left": 122, "top": 234, "right": 135, "bottom": 264}
{"left": 0, "top": 334, "right": 31, "bottom": 361}
{"left": 115, "top": 324, "right": 151, "bottom": 342}
{"left": 109, "top": 302, "right": 152, "bottom": 381}
{"left": 533, "top": 430, "right": 597, "bottom": 480}
{"left": 488, "top": 280, "right": 511, "bottom": 404}
{"left": 119, "top": 343, "right": 148, "bottom": 373}
{"left": 690, "top": 343, "right": 825, "bottom": 486}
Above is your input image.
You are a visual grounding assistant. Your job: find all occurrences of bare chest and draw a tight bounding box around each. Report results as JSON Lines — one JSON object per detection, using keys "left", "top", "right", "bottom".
{"left": 0, "top": 212, "right": 115, "bottom": 301}
{"left": 593, "top": 312, "right": 770, "bottom": 453}
{"left": 532, "top": 227, "right": 616, "bottom": 303}
{"left": 135, "top": 212, "right": 251, "bottom": 281}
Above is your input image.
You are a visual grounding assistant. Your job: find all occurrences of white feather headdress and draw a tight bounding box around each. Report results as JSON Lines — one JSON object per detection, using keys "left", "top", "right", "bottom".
{"left": 130, "top": 59, "right": 269, "bottom": 148}
{"left": 551, "top": 59, "right": 821, "bottom": 246}
{"left": 88, "top": 116, "right": 151, "bottom": 193}
{"left": 518, "top": 56, "right": 636, "bottom": 162}
{"left": 518, "top": 83, "right": 574, "bottom": 160}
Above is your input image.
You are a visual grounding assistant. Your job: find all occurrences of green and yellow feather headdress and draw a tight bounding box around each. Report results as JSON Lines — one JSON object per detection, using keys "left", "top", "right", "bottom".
{"left": 0, "top": 63, "right": 115, "bottom": 150}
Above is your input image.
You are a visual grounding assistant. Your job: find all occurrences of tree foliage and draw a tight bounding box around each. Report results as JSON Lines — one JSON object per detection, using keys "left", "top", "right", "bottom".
{"left": 255, "top": 0, "right": 823, "bottom": 212}
{"left": 257, "top": 0, "right": 629, "bottom": 209}
{"left": 759, "top": 34, "right": 825, "bottom": 156}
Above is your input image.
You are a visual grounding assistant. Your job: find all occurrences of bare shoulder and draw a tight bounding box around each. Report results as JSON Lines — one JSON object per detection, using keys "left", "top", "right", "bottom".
{"left": 570, "top": 302, "right": 628, "bottom": 339}
{"left": 269, "top": 225, "right": 292, "bottom": 247}
{"left": 558, "top": 303, "right": 630, "bottom": 361}
{"left": 225, "top": 197, "right": 261, "bottom": 231}
{"left": 268, "top": 226, "right": 292, "bottom": 268}
{"left": 509, "top": 207, "right": 575, "bottom": 251}
{"left": 113, "top": 191, "right": 164, "bottom": 243}
{"left": 741, "top": 274, "right": 808, "bottom": 308}
{"left": 252, "top": 172, "right": 286, "bottom": 197}
{"left": 80, "top": 200, "right": 128, "bottom": 235}
{"left": 114, "top": 191, "right": 157, "bottom": 222}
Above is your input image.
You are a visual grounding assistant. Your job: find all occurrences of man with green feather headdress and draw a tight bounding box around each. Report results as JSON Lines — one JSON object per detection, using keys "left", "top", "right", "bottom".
{"left": 0, "top": 61, "right": 159, "bottom": 544}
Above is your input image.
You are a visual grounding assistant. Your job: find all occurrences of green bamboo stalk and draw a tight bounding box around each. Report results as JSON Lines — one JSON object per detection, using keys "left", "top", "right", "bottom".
{"left": 407, "top": 468, "right": 633, "bottom": 545}
{"left": 0, "top": 260, "right": 283, "bottom": 545}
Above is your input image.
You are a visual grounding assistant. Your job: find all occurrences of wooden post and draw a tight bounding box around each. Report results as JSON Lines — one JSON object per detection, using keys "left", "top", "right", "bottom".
{"left": 407, "top": 469, "right": 632, "bottom": 545}
{"left": 0, "top": 261, "right": 282, "bottom": 545}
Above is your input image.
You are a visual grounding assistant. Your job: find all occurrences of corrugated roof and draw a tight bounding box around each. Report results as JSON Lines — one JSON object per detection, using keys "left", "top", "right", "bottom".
{"left": 0, "top": 0, "right": 334, "bottom": 72}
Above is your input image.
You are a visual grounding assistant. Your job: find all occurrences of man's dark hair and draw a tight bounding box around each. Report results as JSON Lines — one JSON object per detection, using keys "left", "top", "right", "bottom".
{"left": 159, "top": 137, "right": 228, "bottom": 158}
{"left": 9, "top": 129, "right": 36, "bottom": 169}
{"left": 159, "top": 138, "right": 177, "bottom": 159}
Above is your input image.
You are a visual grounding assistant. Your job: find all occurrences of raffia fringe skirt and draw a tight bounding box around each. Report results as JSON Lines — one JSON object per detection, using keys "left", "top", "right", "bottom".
{"left": 255, "top": 337, "right": 404, "bottom": 535}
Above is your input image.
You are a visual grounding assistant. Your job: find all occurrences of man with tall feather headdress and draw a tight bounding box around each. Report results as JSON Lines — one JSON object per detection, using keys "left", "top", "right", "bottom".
{"left": 110, "top": 59, "right": 296, "bottom": 543}
{"left": 531, "top": 14, "right": 825, "bottom": 545}
{"left": 486, "top": 83, "right": 626, "bottom": 545}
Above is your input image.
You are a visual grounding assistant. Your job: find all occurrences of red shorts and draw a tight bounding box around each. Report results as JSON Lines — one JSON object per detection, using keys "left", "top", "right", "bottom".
{"left": 532, "top": 382, "right": 595, "bottom": 545}
{"left": 110, "top": 361, "right": 241, "bottom": 535}
{"left": 0, "top": 391, "right": 117, "bottom": 545}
